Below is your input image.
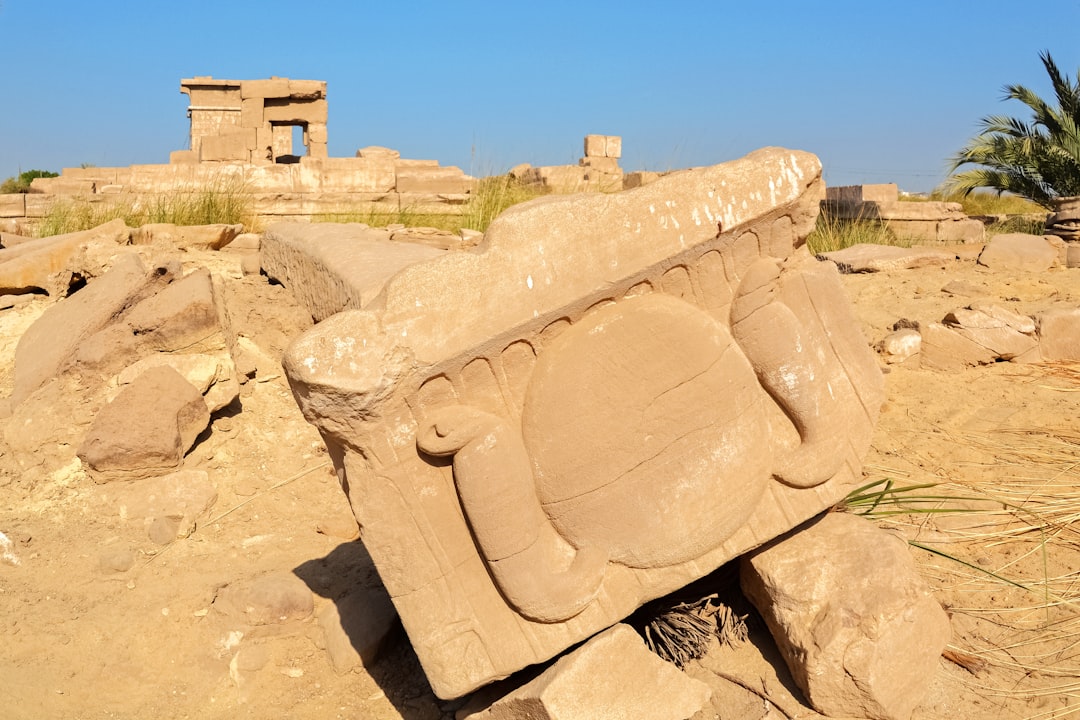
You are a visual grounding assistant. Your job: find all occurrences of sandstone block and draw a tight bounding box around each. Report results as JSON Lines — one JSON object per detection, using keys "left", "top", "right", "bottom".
{"left": 357, "top": 146, "right": 401, "bottom": 159}
{"left": 260, "top": 222, "right": 445, "bottom": 322}
{"left": 605, "top": 135, "right": 622, "bottom": 159}
{"left": 826, "top": 184, "right": 899, "bottom": 204}
{"left": 240, "top": 78, "right": 291, "bottom": 99}
{"left": 460, "top": 625, "right": 710, "bottom": 720}
{"left": 395, "top": 166, "right": 474, "bottom": 194}
{"left": 263, "top": 98, "right": 328, "bottom": 124}
{"left": 937, "top": 217, "right": 985, "bottom": 244}
{"left": 531, "top": 165, "right": 587, "bottom": 192}
{"left": 200, "top": 132, "right": 251, "bottom": 162}
{"left": 169, "top": 150, "right": 198, "bottom": 164}
{"left": 298, "top": 156, "right": 395, "bottom": 193}
{"left": 118, "top": 352, "right": 240, "bottom": 413}
{"left": 77, "top": 366, "right": 210, "bottom": 482}
{"left": 741, "top": 512, "right": 951, "bottom": 720}
{"left": 0, "top": 193, "right": 26, "bottom": 218}
{"left": 623, "top": 171, "right": 661, "bottom": 190}
{"left": 919, "top": 322, "right": 996, "bottom": 370}
{"left": 579, "top": 156, "right": 620, "bottom": 173}
{"left": 131, "top": 223, "right": 244, "bottom": 250}
{"left": 282, "top": 148, "right": 884, "bottom": 698}
{"left": 307, "top": 142, "right": 329, "bottom": 159}
{"left": 23, "top": 193, "right": 52, "bottom": 218}
{"left": 817, "top": 244, "right": 955, "bottom": 272}
{"left": 977, "top": 233, "right": 1058, "bottom": 272}
{"left": 1038, "top": 307, "right": 1080, "bottom": 361}
{"left": 240, "top": 97, "right": 264, "bottom": 128}
{"left": 10, "top": 252, "right": 174, "bottom": 406}
{"left": 943, "top": 306, "right": 1038, "bottom": 360}
{"left": 288, "top": 79, "right": 326, "bottom": 100}
{"left": 0, "top": 216, "right": 131, "bottom": 297}
{"left": 307, "top": 122, "right": 328, "bottom": 144}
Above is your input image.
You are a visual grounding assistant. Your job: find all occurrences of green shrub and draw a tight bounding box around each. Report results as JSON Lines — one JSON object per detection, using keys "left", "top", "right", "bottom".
{"left": 1, "top": 169, "right": 59, "bottom": 194}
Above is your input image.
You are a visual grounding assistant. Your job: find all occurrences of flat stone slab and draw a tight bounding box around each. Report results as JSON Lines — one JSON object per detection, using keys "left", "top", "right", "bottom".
{"left": 977, "top": 233, "right": 1058, "bottom": 272}
{"left": 260, "top": 222, "right": 446, "bottom": 322}
{"left": 283, "top": 148, "right": 885, "bottom": 698}
{"left": 818, "top": 244, "right": 956, "bottom": 273}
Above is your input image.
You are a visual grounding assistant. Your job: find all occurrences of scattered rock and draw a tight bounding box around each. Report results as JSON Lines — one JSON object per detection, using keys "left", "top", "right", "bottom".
{"left": 98, "top": 547, "right": 136, "bottom": 573}
{"left": 213, "top": 572, "right": 314, "bottom": 626}
{"left": 976, "top": 233, "right": 1059, "bottom": 272}
{"left": 878, "top": 328, "right": 921, "bottom": 364}
{"left": 1037, "top": 306, "right": 1080, "bottom": 361}
{"left": 942, "top": 305, "right": 1039, "bottom": 361}
{"left": 77, "top": 366, "right": 211, "bottom": 482}
{"left": 458, "top": 624, "right": 711, "bottom": 720}
{"left": 940, "top": 279, "right": 986, "bottom": 297}
{"left": 317, "top": 585, "right": 399, "bottom": 673}
{"left": 10, "top": 253, "right": 176, "bottom": 406}
{"left": 117, "top": 352, "right": 240, "bottom": 413}
{"left": 741, "top": 512, "right": 951, "bottom": 720}
{"left": 0, "top": 531, "right": 21, "bottom": 566}
{"left": 817, "top": 244, "right": 956, "bottom": 273}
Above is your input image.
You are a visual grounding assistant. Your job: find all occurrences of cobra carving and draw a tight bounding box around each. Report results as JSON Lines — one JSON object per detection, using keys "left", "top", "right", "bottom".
{"left": 416, "top": 257, "right": 848, "bottom": 623}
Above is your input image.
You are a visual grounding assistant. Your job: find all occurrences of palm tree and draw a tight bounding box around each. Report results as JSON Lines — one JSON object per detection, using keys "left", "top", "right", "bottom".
{"left": 946, "top": 51, "right": 1080, "bottom": 209}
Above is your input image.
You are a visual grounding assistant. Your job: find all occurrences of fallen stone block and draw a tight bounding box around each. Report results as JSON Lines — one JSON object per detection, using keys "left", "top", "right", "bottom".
{"left": 818, "top": 243, "right": 955, "bottom": 273}
{"left": 459, "top": 624, "right": 710, "bottom": 720}
{"left": 260, "top": 222, "right": 445, "bottom": 322}
{"left": 741, "top": 512, "right": 951, "bottom": 720}
{"left": 77, "top": 365, "right": 210, "bottom": 482}
{"left": 117, "top": 352, "right": 240, "bottom": 413}
{"left": 283, "top": 148, "right": 885, "bottom": 698}
{"left": 394, "top": 166, "right": 473, "bottom": 195}
{"left": 0, "top": 217, "right": 131, "bottom": 296}
{"left": 10, "top": 253, "right": 177, "bottom": 406}
{"left": 919, "top": 321, "right": 997, "bottom": 370}
{"left": 131, "top": 223, "right": 244, "bottom": 250}
{"left": 1038, "top": 306, "right": 1080, "bottom": 361}
{"left": 977, "top": 233, "right": 1058, "bottom": 272}
{"left": 943, "top": 306, "right": 1039, "bottom": 360}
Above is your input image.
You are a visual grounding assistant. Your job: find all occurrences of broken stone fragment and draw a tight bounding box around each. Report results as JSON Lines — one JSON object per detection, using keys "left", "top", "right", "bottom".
{"left": 117, "top": 352, "right": 240, "bottom": 413}
{"left": 111, "top": 469, "right": 218, "bottom": 541}
{"left": 459, "top": 624, "right": 710, "bottom": 720}
{"left": 0, "top": 217, "right": 131, "bottom": 297}
{"left": 130, "top": 223, "right": 244, "bottom": 251}
{"left": 213, "top": 572, "right": 314, "bottom": 626}
{"left": 77, "top": 366, "right": 210, "bottom": 482}
{"left": 977, "top": 233, "right": 1059, "bottom": 272}
{"left": 878, "top": 328, "right": 921, "bottom": 364}
{"left": 741, "top": 512, "right": 951, "bottom": 720}
{"left": 1037, "top": 306, "right": 1080, "bottom": 361}
{"left": 817, "top": 243, "right": 956, "bottom": 273}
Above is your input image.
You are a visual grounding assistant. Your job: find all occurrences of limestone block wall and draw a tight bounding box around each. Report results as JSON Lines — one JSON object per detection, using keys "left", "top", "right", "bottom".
{"left": 824, "top": 184, "right": 985, "bottom": 244}
{"left": 180, "top": 77, "right": 328, "bottom": 164}
{"left": 515, "top": 134, "right": 627, "bottom": 192}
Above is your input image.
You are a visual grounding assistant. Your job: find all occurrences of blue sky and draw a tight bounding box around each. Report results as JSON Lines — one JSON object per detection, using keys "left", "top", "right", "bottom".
{"left": 2, "top": 1, "right": 1079, "bottom": 193}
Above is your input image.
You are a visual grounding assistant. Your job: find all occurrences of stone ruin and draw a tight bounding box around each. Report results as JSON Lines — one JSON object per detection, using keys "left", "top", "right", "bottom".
{"left": 281, "top": 147, "right": 912, "bottom": 701}
{"left": 823, "top": 183, "right": 987, "bottom": 244}
{"left": 0, "top": 77, "right": 474, "bottom": 234}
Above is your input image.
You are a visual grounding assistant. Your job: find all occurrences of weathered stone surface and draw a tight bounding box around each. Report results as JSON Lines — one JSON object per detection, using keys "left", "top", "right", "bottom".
{"left": 117, "top": 352, "right": 239, "bottom": 413}
{"left": 826, "top": 184, "right": 899, "bottom": 204}
{"left": 818, "top": 243, "right": 955, "bottom": 272}
{"left": 1038, "top": 307, "right": 1080, "bottom": 361}
{"left": 260, "top": 222, "right": 445, "bottom": 322}
{"left": 943, "top": 306, "right": 1039, "bottom": 360}
{"left": 112, "top": 469, "right": 218, "bottom": 540}
{"left": 741, "top": 512, "right": 950, "bottom": 720}
{"left": 394, "top": 166, "right": 473, "bottom": 195}
{"left": 131, "top": 223, "right": 244, "bottom": 250}
{"left": 919, "top": 321, "right": 997, "bottom": 370}
{"left": 213, "top": 572, "right": 314, "bottom": 625}
{"left": 283, "top": 148, "right": 885, "bottom": 698}
{"left": 77, "top": 366, "right": 210, "bottom": 482}
{"left": 10, "top": 253, "right": 176, "bottom": 406}
{"left": 460, "top": 625, "right": 709, "bottom": 720}
{"left": 0, "top": 217, "right": 130, "bottom": 296}
{"left": 977, "top": 233, "right": 1059, "bottom": 272}
{"left": 878, "top": 328, "right": 921, "bottom": 363}
{"left": 317, "top": 585, "right": 399, "bottom": 673}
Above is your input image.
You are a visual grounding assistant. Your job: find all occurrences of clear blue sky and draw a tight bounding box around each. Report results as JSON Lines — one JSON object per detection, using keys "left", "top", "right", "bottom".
{"left": 2, "top": 1, "right": 1079, "bottom": 193}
